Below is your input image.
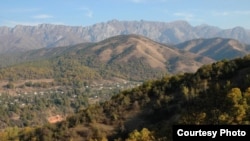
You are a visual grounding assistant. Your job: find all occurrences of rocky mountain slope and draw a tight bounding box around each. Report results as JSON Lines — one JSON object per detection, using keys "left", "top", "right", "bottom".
{"left": 0, "top": 19, "right": 250, "bottom": 53}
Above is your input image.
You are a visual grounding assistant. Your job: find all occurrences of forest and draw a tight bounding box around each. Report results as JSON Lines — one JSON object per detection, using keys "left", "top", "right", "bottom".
{"left": 1, "top": 53, "right": 250, "bottom": 141}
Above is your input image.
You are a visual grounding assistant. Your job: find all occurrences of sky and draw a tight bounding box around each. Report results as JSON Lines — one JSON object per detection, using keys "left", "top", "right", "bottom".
{"left": 0, "top": 0, "right": 250, "bottom": 29}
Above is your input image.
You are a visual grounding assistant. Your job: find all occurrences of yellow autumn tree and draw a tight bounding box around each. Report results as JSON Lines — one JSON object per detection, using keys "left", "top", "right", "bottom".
{"left": 125, "top": 128, "right": 155, "bottom": 141}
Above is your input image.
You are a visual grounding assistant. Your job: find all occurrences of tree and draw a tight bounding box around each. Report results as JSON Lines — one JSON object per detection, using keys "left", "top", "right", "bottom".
{"left": 220, "top": 88, "right": 248, "bottom": 124}
{"left": 125, "top": 128, "right": 155, "bottom": 141}
{"left": 181, "top": 86, "right": 189, "bottom": 100}
{"left": 227, "top": 88, "right": 242, "bottom": 105}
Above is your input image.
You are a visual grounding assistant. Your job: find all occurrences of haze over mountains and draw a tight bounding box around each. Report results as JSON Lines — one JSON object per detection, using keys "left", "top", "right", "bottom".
{"left": 0, "top": 19, "right": 250, "bottom": 53}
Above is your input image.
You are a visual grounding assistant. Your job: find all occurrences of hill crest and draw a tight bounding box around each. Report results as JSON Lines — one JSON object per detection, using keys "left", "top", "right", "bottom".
{"left": 176, "top": 37, "right": 250, "bottom": 60}
{"left": 69, "top": 34, "right": 214, "bottom": 74}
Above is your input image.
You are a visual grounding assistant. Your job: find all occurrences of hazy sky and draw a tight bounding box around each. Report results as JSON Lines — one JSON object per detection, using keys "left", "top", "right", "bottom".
{"left": 1, "top": 0, "right": 250, "bottom": 29}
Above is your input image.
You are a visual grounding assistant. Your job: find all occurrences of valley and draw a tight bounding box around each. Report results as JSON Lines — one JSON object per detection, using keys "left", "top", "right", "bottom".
{"left": 1, "top": 54, "right": 250, "bottom": 140}
{"left": 0, "top": 21, "right": 250, "bottom": 141}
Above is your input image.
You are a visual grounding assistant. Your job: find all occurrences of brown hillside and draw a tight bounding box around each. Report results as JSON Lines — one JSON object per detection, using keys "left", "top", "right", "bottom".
{"left": 176, "top": 38, "right": 249, "bottom": 60}
{"left": 83, "top": 34, "right": 214, "bottom": 73}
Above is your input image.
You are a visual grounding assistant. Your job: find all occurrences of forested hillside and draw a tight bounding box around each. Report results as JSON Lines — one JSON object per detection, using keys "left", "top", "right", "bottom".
{"left": 0, "top": 35, "right": 214, "bottom": 131}
{"left": 1, "top": 53, "right": 250, "bottom": 141}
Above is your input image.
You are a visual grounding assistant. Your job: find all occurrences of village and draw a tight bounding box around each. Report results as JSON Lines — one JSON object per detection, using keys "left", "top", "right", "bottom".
{"left": 0, "top": 79, "right": 142, "bottom": 128}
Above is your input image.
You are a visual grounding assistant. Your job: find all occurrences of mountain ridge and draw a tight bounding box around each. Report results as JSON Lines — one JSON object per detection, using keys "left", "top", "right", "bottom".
{"left": 0, "top": 34, "right": 215, "bottom": 83}
{"left": 1, "top": 33, "right": 249, "bottom": 75}
{"left": 1, "top": 19, "right": 250, "bottom": 53}
{"left": 176, "top": 37, "right": 250, "bottom": 60}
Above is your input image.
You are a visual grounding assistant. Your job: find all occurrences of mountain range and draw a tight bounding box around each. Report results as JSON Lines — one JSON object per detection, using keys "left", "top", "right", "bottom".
{"left": 1, "top": 33, "right": 250, "bottom": 79}
{"left": 0, "top": 35, "right": 214, "bottom": 82}
{"left": 1, "top": 20, "right": 250, "bottom": 141}
{"left": 0, "top": 19, "right": 250, "bottom": 53}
